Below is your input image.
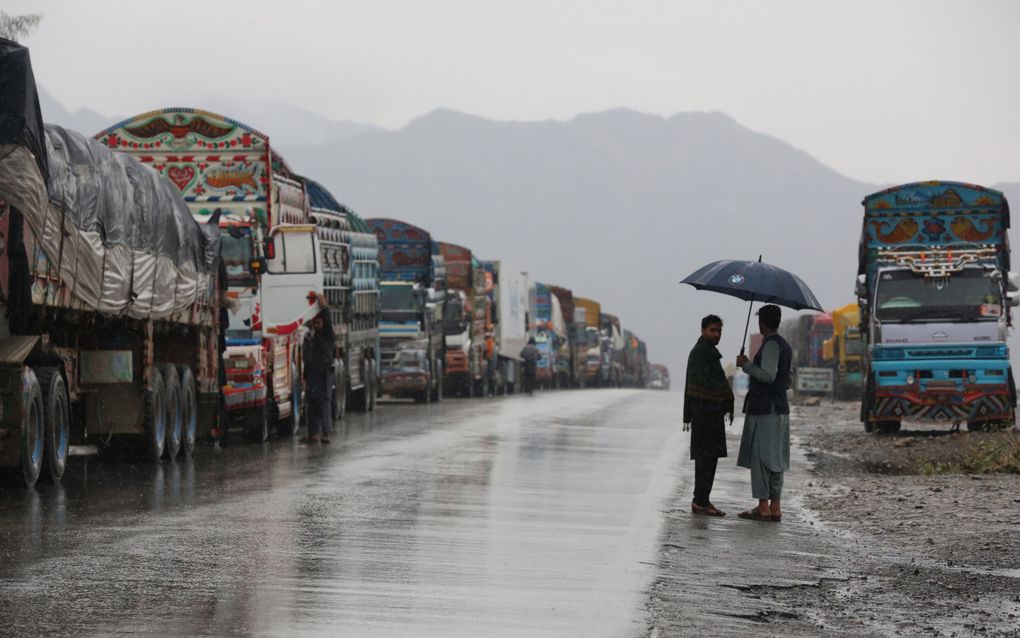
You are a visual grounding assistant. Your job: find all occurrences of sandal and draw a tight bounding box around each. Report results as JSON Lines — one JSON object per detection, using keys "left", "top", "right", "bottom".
{"left": 768, "top": 514, "right": 782, "bottom": 522}
{"left": 691, "top": 503, "right": 726, "bottom": 517}
{"left": 737, "top": 508, "right": 772, "bottom": 521}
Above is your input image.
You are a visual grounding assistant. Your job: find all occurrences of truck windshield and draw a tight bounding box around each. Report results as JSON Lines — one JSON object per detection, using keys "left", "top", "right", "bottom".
{"left": 220, "top": 228, "right": 256, "bottom": 287}
{"left": 875, "top": 269, "right": 1002, "bottom": 321}
{"left": 443, "top": 296, "right": 467, "bottom": 333}
{"left": 845, "top": 334, "right": 864, "bottom": 356}
{"left": 380, "top": 285, "right": 420, "bottom": 311}
{"left": 392, "top": 351, "right": 423, "bottom": 369}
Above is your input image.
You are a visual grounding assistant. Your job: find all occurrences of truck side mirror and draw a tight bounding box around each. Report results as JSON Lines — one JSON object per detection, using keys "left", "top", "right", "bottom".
{"left": 855, "top": 274, "right": 867, "bottom": 298}
{"left": 1009, "top": 272, "right": 1020, "bottom": 293}
{"left": 249, "top": 256, "right": 268, "bottom": 275}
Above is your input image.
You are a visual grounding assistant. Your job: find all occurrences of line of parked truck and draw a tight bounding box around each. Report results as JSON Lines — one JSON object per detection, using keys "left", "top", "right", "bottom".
{"left": 0, "top": 40, "right": 665, "bottom": 486}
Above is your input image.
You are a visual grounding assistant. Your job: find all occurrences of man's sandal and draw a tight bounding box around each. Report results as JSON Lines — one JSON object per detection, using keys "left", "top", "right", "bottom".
{"left": 691, "top": 503, "right": 726, "bottom": 517}
{"left": 737, "top": 509, "right": 772, "bottom": 521}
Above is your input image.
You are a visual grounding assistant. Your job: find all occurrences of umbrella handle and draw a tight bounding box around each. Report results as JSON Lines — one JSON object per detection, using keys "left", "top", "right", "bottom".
{"left": 740, "top": 297, "right": 755, "bottom": 356}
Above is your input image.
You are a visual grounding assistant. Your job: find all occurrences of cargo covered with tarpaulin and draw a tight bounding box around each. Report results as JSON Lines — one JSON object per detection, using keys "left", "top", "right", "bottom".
{"left": 0, "top": 43, "right": 218, "bottom": 322}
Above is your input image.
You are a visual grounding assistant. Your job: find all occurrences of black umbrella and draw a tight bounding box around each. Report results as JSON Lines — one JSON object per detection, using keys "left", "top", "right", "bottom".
{"left": 680, "top": 256, "right": 823, "bottom": 354}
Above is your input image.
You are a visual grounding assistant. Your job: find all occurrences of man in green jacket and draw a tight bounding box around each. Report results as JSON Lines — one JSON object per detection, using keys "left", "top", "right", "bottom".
{"left": 683, "top": 314, "right": 735, "bottom": 516}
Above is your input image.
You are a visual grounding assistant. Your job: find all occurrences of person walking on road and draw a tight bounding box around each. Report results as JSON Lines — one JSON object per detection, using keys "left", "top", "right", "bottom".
{"left": 302, "top": 292, "right": 333, "bottom": 444}
{"left": 683, "top": 314, "right": 734, "bottom": 517}
{"left": 520, "top": 337, "right": 540, "bottom": 396}
{"left": 735, "top": 304, "right": 792, "bottom": 522}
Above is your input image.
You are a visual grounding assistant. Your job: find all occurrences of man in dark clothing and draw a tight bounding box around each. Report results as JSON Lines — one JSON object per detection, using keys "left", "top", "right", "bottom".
{"left": 520, "top": 337, "right": 540, "bottom": 396}
{"left": 302, "top": 292, "right": 333, "bottom": 443}
{"left": 683, "top": 314, "right": 735, "bottom": 516}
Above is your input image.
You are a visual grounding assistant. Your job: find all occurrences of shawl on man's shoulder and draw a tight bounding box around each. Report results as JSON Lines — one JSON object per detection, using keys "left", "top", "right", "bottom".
{"left": 683, "top": 337, "right": 735, "bottom": 423}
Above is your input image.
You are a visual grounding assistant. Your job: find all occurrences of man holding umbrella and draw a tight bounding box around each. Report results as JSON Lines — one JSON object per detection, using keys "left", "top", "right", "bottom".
{"left": 735, "top": 304, "right": 792, "bottom": 522}
{"left": 683, "top": 314, "right": 734, "bottom": 516}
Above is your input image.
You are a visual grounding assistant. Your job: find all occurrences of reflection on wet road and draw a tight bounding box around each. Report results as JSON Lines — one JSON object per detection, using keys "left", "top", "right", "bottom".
{"left": 0, "top": 390, "right": 683, "bottom": 636}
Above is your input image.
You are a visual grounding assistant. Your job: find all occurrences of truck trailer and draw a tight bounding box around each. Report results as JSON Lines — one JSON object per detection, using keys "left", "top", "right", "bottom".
{"left": 0, "top": 42, "right": 221, "bottom": 484}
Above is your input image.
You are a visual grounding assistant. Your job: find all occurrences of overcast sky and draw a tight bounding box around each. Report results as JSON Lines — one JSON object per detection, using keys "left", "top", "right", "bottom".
{"left": 8, "top": 0, "right": 1020, "bottom": 185}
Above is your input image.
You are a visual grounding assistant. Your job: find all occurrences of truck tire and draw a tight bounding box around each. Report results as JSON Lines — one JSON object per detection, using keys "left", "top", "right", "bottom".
{"left": 876, "top": 420, "right": 901, "bottom": 434}
{"left": 19, "top": 368, "right": 44, "bottom": 487}
{"left": 367, "top": 360, "right": 377, "bottom": 412}
{"left": 277, "top": 362, "right": 301, "bottom": 437}
{"left": 862, "top": 375, "right": 875, "bottom": 432}
{"left": 38, "top": 367, "right": 70, "bottom": 483}
{"left": 177, "top": 365, "right": 198, "bottom": 457}
{"left": 160, "top": 364, "right": 182, "bottom": 460}
{"left": 333, "top": 361, "right": 347, "bottom": 421}
{"left": 144, "top": 367, "right": 167, "bottom": 461}
{"left": 245, "top": 401, "right": 269, "bottom": 443}
{"left": 431, "top": 361, "right": 444, "bottom": 402}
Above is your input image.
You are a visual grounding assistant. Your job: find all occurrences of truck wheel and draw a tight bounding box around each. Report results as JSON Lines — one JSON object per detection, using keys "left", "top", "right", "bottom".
{"left": 19, "top": 368, "right": 44, "bottom": 487}
{"left": 333, "top": 362, "right": 347, "bottom": 421}
{"left": 431, "top": 362, "right": 444, "bottom": 402}
{"left": 876, "top": 420, "right": 901, "bottom": 434}
{"left": 38, "top": 367, "right": 70, "bottom": 483}
{"left": 245, "top": 402, "right": 269, "bottom": 443}
{"left": 144, "top": 367, "right": 167, "bottom": 461}
{"left": 177, "top": 365, "right": 198, "bottom": 457}
{"left": 160, "top": 364, "right": 182, "bottom": 460}
{"left": 278, "top": 362, "right": 301, "bottom": 437}
{"left": 367, "top": 360, "right": 377, "bottom": 411}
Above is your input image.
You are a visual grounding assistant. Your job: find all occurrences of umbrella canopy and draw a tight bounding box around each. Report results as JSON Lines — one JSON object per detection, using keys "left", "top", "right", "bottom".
{"left": 679, "top": 258, "right": 823, "bottom": 311}
{"left": 680, "top": 257, "right": 823, "bottom": 354}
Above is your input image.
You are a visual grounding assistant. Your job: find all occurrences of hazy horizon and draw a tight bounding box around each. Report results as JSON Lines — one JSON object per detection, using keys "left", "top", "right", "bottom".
{"left": 7, "top": 0, "right": 1019, "bottom": 187}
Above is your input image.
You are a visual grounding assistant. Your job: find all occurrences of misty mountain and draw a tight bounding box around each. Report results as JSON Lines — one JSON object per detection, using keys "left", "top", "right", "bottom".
{"left": 282, "top": 108, "right": 883, "bottom": 378}
{"left": 37, "top": 87, "right": 379, "bottom": 148}
{"left": 38, "top": 87, "right": 116, "bottom": 136}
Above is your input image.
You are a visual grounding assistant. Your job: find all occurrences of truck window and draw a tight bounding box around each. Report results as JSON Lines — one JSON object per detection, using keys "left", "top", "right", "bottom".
{"left": 875, "top": 269, "right": 1002, "bottom": 321}
{"left": 267, "top": 231, "right": 316, "bottom": 275}
{"left": 220, "top": 228, "right": 256, "bottom": 287}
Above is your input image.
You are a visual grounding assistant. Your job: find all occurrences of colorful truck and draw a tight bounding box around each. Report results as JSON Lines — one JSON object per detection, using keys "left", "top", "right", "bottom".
{"left": 649, "top": 364, "right": 671, "bottom": 390}
{"left": 599, "top": 313, "right": 625, "bottom": 387}
{"left": 573, "top": 297, "right": 602, "bottom": 386}
{"left": 857, "top": 181, "right": 1017, "bottom": 432}
{"left": 530, "top": 283, "right": 567, "bottom": 389}
{"left": 548, "top": 285, "right": 578, "bottom": 388}
{"left": 0, "top": 42, "right": 221, "bottom": 484}
{"left": 438, "top": 242, "right": 489, "bottom": 396}
{"left": 366, "top": 218, "right": 445, "bottom": 402}
{"left": 823, "top": 303, "right": 864, "bottom": 400}
{"left": 482, "top": 261, "right": 529, "bottom": 394}
{"left": 97, "top": 108, "right": 314, "bottom": 441}
{"left": 303, "top": 179, "right": 380, "bottom": 415}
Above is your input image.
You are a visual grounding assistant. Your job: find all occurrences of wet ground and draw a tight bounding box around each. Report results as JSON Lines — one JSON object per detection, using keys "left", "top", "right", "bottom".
{"left": 0, "top": 390, "right": 685, "bottom": 637}
{"left": 648, "top": 401, "right": 1020, "bottom": 637}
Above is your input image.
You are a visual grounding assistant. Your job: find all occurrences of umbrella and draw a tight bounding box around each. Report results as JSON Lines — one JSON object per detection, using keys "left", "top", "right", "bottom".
{"left": 680, "top": 256, "right": 823, "bottom": 354}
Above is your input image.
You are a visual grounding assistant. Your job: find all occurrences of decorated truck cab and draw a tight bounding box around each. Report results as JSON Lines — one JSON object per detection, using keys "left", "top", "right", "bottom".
{"left": 857, "top": 181, "right": 1018, "bottom": 432}
{"left": 97, "top": 108, "right": 312, "bottom": 441}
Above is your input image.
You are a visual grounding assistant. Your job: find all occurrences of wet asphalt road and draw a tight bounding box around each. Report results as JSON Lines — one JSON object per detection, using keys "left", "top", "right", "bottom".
{"left": 0, "top": 390, "right": 686, "bottom": 636}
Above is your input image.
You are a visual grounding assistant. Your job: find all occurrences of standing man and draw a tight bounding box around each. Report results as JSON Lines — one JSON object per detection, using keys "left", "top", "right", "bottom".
{"left": 520, "top": 337, "right": 540, "bottom": 396}
{"left": 683, "top": 315, "right": 734, "bottom": 517}
{"left": 302, "top": 292, "right": 333, "bottom": 444}
{"left": 735, "top": 304, "right": 793, "bottom": 522}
